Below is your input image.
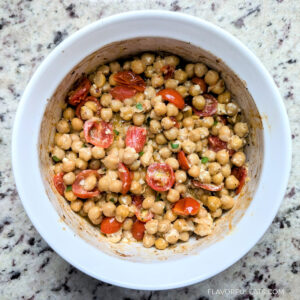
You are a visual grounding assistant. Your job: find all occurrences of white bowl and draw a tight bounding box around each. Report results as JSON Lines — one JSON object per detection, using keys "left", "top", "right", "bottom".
{"left": 12, "top": 11, "right": 291, "bottom": 290}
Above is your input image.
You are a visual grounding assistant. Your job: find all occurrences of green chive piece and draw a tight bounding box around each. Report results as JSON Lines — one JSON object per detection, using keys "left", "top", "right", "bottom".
{"left": 52, "top": 156, "right": 60, "bottom": 162}
{"left": 136, "top": 103, "right": 143, "bottom": 110}
{"left": 156, "top": 193, "right": 161, "bottom": 202}
{"left": 201, "top": 157, "right": 209, "bottom": 164}
{"left": 66, "top": 185, "right": 72, "bottom": 192}
{"left": 213, "top": 120, "right": 218, "bottom": 126}
{"left": 139, "top": 151, "right": 144, "bottom": 156}
{"left": 109, "top": 198, "right": 115, "bottom": 203}
{"left": 114, "top": 129, "right": 119, "bottom": 135}
{"left": 83, "top": 143, "right": 87, "bottom": 147}
{"left": 171, "top": 143, "right": 179, "bottom": 149}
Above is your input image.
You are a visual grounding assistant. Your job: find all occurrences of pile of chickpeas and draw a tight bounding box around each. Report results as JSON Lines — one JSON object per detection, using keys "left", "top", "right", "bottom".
{"left": 51, "top": 53, "right": 249, "bottom": 250}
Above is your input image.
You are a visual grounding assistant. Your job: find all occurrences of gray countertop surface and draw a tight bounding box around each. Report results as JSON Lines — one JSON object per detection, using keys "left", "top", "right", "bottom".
{"left": 0, "top": 0, "right": 299, "bottom": 299}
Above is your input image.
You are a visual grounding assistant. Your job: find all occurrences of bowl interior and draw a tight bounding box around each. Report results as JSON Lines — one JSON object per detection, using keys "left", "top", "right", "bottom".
{"left": 39, "top": 37, "right": 263, "bottom": 262}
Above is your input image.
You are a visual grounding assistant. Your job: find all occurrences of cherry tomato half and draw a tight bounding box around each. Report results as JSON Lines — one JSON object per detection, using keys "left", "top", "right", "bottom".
{"left": 72, "top": 170, "right": 100, "bottom": 199}
{"left": 208, "top": 136, "right": 235, "bottom": 156}
{"left": 100, "top": 217, "right": 122, "bottom": 234}
{"left": 172, "top": 197, "right": 200, "bottom": 216}
{"left": 68, "top": 78, "right": 91, "bottom": 105}
{"left": 146, "top": 163, "right": 175, "bottom": 192}
{"left": 75, "top": 96, "right": 101, "bottom": 119}
{"left": 157, "top": 88, "right": 185, "bottom": 109}
{"left": 110, "top": 86, "right": 137, "bottom": 100}
{"left": 131, "top": 220, "right": 145, "bottom": 241}
{"left": 113, "top": 71, "right": 146, "bottom": 92}
{"left": 177, "top": 151, "right": 190, "bottom": 171}
{"left": 231, "top": 166, "right": 247, "bottom": 195}
{"left": 193, "top": 94, "right": 218, "bottom": 117}
{"left": 191, "top": 77, "right": 207, "bottom": 93}
{"left": 192, "top": 180, "right": 223, "bottom": 191}
{"left": 118, "top": 163, "right": 132, "bottom": 195}
{"left": 53, "top": 173, "right": 65, "bottom": 196}
{"left": 125, "top": 126, "right": 147, "bottom": 153}
{"left": 161, "top": 65, "right": 175, "bottom": 79}
{"left": 84, "top": 120, "right": 114, "bottom": 148}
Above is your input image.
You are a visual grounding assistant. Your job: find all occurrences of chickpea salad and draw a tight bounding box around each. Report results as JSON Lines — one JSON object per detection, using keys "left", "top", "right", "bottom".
{"left": 51, "top": 53, "right": 249, "bottom": 250}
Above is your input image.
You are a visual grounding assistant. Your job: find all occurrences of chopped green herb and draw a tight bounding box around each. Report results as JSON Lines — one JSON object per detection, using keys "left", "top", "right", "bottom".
{"left": 66, "top": 185, "right": 72, "bottom": 192}
{"left": 136, "top": 103, "right": 143, "bottom": 110}
{"left": 83, "top": 143, "right": 87, "bottom": 148}
{"left": 155, "top": 193, "right": 161, "bottom": 202}
{"left": 171, "top": 142, "right": 179, "bottom": 149}
{"left": 139, "top": 151, "right": 144, "bottom": 156}
{"left": 52, "top": 156, "right": 60, "bottom": 162}
{"left": 114, "top": 129, "right": 119, "bottom": 136}
{"left": 109, "top": 198, "right": 115, "bottom": 203}
{"left": 213, "top": 120, "right": 218, "bottom": 126}
{"left": 201, "top": 157, "right": 209, "bottom": 164}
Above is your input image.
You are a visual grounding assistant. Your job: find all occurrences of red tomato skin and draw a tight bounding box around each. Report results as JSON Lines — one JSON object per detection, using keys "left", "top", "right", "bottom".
{"left": 146, "top": 163, "right": 175, "bottom": 192}
{"left": 231, "top": 166, "right": 247, "bottom": 195}
{"left": 113, "top": 71, "right": 146, "bottom": 92}
{"left": 68, "top": 78, "right": 91, "bottom": 105}
{"left": 132, "top": 220, "right": 145, "bottom": 240}
{"left": 192, "top": 181, "right": 223, "bottom": 191}
{"left": 157, "top": 89, "right": 185, "bottom": 109}
{"left": 110, "top": 86, "right": 137, "bottom": 100}
{"left": 132, "top": 195, "right": 143, "bottom": 208}
{"left": 161, "top": 65, "right": 175, "bottom": 79}
{"left": 125, "top": 126, "right": 147, "bottom": 153}
{"left": 172, "top": 197, "right": 200, "bottom": 216}
{"left": 75, "top": 96, "right": 101, "bottom": 119}
{"left": 193, "top": 94, "right": 218, "bottom": 117}
{"left": 53, "top": 173, "right": 65, "bottom": 196}
{"left": 170, "top": 117, "right": 180, "bottom": 128}
{"left": 191, "top": 77, "right": 207, "bottom": 93}
{"left": 208, "top": 136, "right": 235, "bottom": 156}
{"left": 177, "top": 151, "right": 190, "bottom": 171}
{"left": 84, "top": 120, "right": 114, "bottom": 148}
{"left": 72, "top": 170, "right": 100, "bottom": 199}
{"left": 118, "top": 163, "right": 132, "bottom": 195}
{"left": 101, "top": 217, "right": 122, "bottom": 234}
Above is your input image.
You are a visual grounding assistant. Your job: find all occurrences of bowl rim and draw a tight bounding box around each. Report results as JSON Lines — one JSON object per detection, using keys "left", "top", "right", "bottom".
{"left": 12, "top": 10, "right": 292, "bottom": 290}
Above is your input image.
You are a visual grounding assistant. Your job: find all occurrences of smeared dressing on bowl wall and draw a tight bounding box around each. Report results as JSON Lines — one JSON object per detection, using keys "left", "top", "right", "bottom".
{"left": 39, "top": 37, "right": 263, "bottom": 262}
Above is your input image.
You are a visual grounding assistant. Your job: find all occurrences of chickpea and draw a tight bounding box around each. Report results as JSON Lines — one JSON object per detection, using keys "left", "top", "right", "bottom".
{"left": 174, "top": 69, "right": 187, "bottom": 83}
{"left": 64, "top": 190, "right": 77, "bottom": 201}
{"left": 231, "top": 152, "right": 246, "bottom": 167}
{"left": 167, "top": 103, "right": 179, "bottom": 117}
{"left": 165, "top": 78, "right": 179, "bottom": 89}
{"left": 189, "top": 84, "right": 201, "bottom": 96}
{"left": 131, "top": 59, "right": 145, "bottom": 74}
{"left": 63, "top": 172, "right": 75, "bottom": 185}
{"left": 141, "top": 53, "right": 155, "bottom": 66}
{"left": 89, "top": 159, "right": 100, "bottom": 170}
{"left": 150, "top": 120, "right": 162, "bottom": 134}
{"left": 179, "top": 232, "right": 190, "bottom": 242}
{"left": 143, "top": 234, "right": 155, "bottom": 248}
{"left": 221, "top": 164, "right": 231, "bottom": 177}
{"left": 91, "top": 146, "right": 105, "bottom": 159}
{"left": 211, "top": 122, "right": 222, "bottom": 136}
{"left": 80, "top": 106, "right": 94, "bottom": 120}
{"left": 145, "top": 219, "right": 158, "bottom": 235}
{"left": 90, "top": 84, "right": 102, "bottom": 97}
{"left": 196, "top": 141, "right": 203, "bottom": 152}
{"left": 218, "top": 125, "right": 232, "bottom": 142}
{"left": 144, "top": 66, "right": 154, "bottom": 78}
{"left": 201, "top": 117, "right": 214, "bottom": 128}
{"left": 155, "top": 238, "right": 168, "bottom": 250}
{"left": 52, "top": 146, "right": 65, "bottom": 161}
{"left": 130, "top": 181, "right": 143, "bottom": 194}
{"left": 78, "top": 147, "right": 92, "bottom": 162}
{"left": 70, "top": 200, "right": 83, "bottom": 212}
{"left": 167, "top": 189, "right": 180, "bottom": 203}
{"left": 115, "top": 205, "right": 129, "bottom": 222}
{"left": 211, "top": 79, "right": 225, "bottom": 94}
{"left": 100, "top": 108, "right": 113, "bottom": 122}
{"left": 71, "top": 118, "right": 83, "bottom": 131}
{"left": 218, "top": 90, "right": 231, "bottom": 104}
{"left": 98, "top": 176, "right": 110, "bottom": 192}
{"left": 71, "top": 140, "right": 83, "bottom": 153}
{"left": 173, "top": 219, "right": 188, "bottom": 232}
{"left": 175, "top": 170, "right": 187, "bottom": 183}
{"left": 176, "top": 85, "right": 188, "bottom": 97}
{"left": 216, "top": 149, "right": 229, "bottom": 165}
{"left": 187, "top": 153, "right": 200, "bottom": 165}
{"left": 229, "top": 135, "right": 243, "bottom": 151}
{"left": 225, "top": 175, "right": 239, "bottom": 189}
{"left": 221, "top": 195, "right": 235, "bottom": 210}
{"left": 102, "top": 155, "right": 119, "bottom": 170}
{"left": 182, "top": 140, "right": 196, "bottom": 154}
{"left": 234, "top": 122, "right": 249, "bottom": 137}
{"left": 88, "top": 206, "right": 102, "bottom": 225}
{"left": 56, "top": 134, "right": 72, "bottom": 150}
{"left": 82, "top": 175, "right": 96, "bottom": 191}
{"left": 204, "top": 70, "right": 219, "bottom": 85}
{"left": 140, "top": 150, "right": 153, "bottom": 167}
{"left": 119, "top": 194, "right": 132, "bottom": 206}
{"left": 62, "top": 158, "right": 76, "bottom": 172}
{"left": 175, "top": 183, "right": 187, "bottom": 195}
{"left": 226, "top": 103, "right": 239, "bottom": 116}
{"left": 192, "top": 95, "right": 205, "bottom": 110}
{"left": 151, "top": 201, "right": 165, "bottom": 215}
{"left": 123, "top": 147, "right": 138, "bottom": 165}
{"left": 142, "top": 196, "right": 155, "bottom": 209}
{"left": 159, "top": 147, "right": 172, "bottom": 159}
{"left": 110, "top": 180, "right": 122, "bottom": 193}
{"left": 161, "top": 117, "right": 174, "bottom": 130}
{"left": 188, "top": 165, "right": 200, "bottom": 178}
{"left": 182, "top": 117, "right": 194, "bottom": 128}
{"left": 208, "top": 162, "right": 221, "bottom": 176}
{"left": 194, "top": 63, "right": 208, "bottom": 77}
{"left": 151, "top": 74, "right": 164, "bottom": 88}
{"left": 75, "top": 158, "right": 88, "bottom": 170}
{"left": 56, "top": 119, "right": 70, "bottom": 134}
{"left": 109, "top": 61, "right": 120, "bottom": 73}
{"left": 207, "top": 196, "right": 221, "bottom": 212}
{"left": 123, "top": 218, "right": 133, "bottom": 231}
{"left": 120, "top": 106, "right": 134, "bottom": 121}
{"left": 158, "top": 220, "right": 171, "bottom": 233}
{"left": 199, "top": 170, "right": 211, "bottom": 184}
{"left": 129, "top": 160, "right": 141, "bottom": 171}
{"left": 185, "top": 63, "right": 194, "bottom": 78}
{"left": 133, "top": 113, "right": 145, "bottom": 126}
{"left": 102, "top": 202, "right": 116, "bottom": 217}
{"left": 212, "top": 172, "right": 224, "bottom": 185}
{"left": 189, "top": 128, "right": 203, "bottom": 142}
{"left": 53, "top": 163, "right": 63, "bottom": 174}
{"left": 63, "top": 107, "right": 75, "bottom": 120}
{"left": 156, "top": 133, "right": 167, "bottom": 145}
{"left": 154, "top": 102, "right": 167, "bottom": 116}
{"left": 165, "top": 55, "right": 180, "bottom": 66}
{"left": 111, "top": 99, "right": 123, "bottom": 112}
{"left": 164, "top": 127, "right": 179, "bottom": 140}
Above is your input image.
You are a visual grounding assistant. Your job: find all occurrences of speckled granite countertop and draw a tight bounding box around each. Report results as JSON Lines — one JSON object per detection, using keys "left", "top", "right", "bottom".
{"left": 0, "top": 0, "right": 299, "bottom": 299}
